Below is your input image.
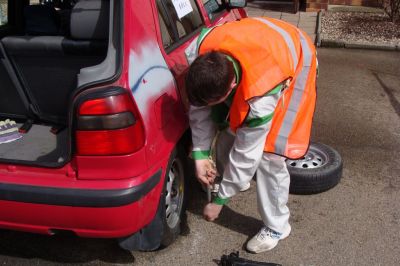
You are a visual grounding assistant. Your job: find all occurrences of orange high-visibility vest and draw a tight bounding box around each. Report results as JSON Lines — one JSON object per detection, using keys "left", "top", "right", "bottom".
{"left": 198, "top": 17, "right": 317, "bottom": 159}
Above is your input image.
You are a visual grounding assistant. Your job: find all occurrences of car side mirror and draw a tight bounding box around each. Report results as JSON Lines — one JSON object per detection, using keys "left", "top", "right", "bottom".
{"left": 226, "top": 0, "right": 247, "bottom": 8}
{"left": 203, "top": 0, "right": 246, "bottom": 18}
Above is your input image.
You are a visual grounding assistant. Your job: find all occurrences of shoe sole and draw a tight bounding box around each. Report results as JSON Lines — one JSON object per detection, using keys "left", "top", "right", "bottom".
{"left": 246, "top": 225, "right": 292, "bottom": 254}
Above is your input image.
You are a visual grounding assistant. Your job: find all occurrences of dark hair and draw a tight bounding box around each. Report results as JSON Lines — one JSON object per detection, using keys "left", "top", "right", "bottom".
{"left": 185, "top": 51, "right": 234, "bottom": 106}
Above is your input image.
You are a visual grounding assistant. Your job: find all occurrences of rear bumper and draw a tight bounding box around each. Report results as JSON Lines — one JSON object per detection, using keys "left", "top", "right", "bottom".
{"left": 0, "top": 170, "right": 164, "bottom": 238}
{"left": 0, "top": 170, "right": 161, "bottom": 207}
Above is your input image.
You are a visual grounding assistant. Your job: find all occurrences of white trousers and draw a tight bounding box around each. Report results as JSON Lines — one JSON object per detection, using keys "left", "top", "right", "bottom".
{"left": 215, "top": 129, "right": 290, "bottom": 233}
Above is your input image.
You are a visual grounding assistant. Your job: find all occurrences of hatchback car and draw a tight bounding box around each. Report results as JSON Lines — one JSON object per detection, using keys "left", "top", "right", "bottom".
{"left": 0, "top": 0, "right": 247, "bottom": 251}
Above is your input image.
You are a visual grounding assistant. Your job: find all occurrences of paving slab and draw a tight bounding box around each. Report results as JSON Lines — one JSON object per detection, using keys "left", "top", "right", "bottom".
{"left": 300, "top": 26, "right": 317, "bottom": 34}
{"left": 264, "top": 11, "right": 281, "bottom": 18}
{"left": 300, "top": 11, "right": 318, "bottom": 17}
{"left": 280, "top": 14, "right": 300, "bottom": 19}
{"left": 285, "top": 21, "right": 299, "bottom": 27}
{"left": 307, "top": 34, "right": 317, "bottom": 41}
{"left": 246, "top": 1, "right": 318, "bottom": 44}
{"left": 299, "top": 19, "right": 316, "bottom": 25}
{"left": 246, "top": 10, "right": 265, "bottom": 16}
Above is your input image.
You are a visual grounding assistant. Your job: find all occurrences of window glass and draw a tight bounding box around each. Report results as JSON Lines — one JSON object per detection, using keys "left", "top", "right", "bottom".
{"left": 158, "top": 12, "right": 174, "bottom": 49}
{"left": 157, "top": 0, "right": 204, "bottom": 49}
{"left": 0, "top": 0, "right": 7, "bottom": 26}
{"left": 202, "top": 0, "right": 225, "bottom": 21}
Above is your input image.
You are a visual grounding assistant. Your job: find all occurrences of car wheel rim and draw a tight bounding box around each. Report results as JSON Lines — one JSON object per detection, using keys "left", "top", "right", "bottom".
{"left": 165, "top": 157, "right": 184, "bottom": 229}
{"left": 286, "top": 145, "right": 328, "bottom": 169}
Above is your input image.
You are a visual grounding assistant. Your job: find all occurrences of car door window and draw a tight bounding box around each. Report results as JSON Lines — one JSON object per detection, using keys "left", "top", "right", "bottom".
{"left": 158, "top": 12, "right": 174, "bottom": 48}
{"left": 156, "top": 0, "right": 204, "bottom": 50}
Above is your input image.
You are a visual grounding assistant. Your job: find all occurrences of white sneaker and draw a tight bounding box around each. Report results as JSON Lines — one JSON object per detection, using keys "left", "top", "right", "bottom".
{"left": 246, "top": 224, "right": 291, "bottom": 253}
{"left": 239, "top": 182, "right": 251, "bottom": 192}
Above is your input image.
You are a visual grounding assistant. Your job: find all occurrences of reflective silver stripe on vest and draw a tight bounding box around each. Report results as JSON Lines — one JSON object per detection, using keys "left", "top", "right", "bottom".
{"left": 253, "top": 17, "right": 298, "bottom": 70}
{"left": 274, "top": 30, "right": 313, "bottom": 155}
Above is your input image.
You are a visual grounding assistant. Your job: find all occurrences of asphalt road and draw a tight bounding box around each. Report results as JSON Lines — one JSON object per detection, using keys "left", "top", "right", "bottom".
{"left": 0, "top": 48, "right": 399, "bottom": 266}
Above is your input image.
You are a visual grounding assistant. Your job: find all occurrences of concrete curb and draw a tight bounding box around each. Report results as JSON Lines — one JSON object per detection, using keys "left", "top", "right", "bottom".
{"left": 316, "top": 11, "right": 400, "bottom": 51}
{"left": 315, "top": 10, "right": 322, "bottom": 47}
{"left": 319, "top": 39, "right": 400, "bottom": 51}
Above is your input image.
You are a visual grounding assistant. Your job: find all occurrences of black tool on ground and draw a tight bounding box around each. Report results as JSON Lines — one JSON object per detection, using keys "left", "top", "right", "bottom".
{"left": 219, "top": 252, "right": 282, "bottom": 266}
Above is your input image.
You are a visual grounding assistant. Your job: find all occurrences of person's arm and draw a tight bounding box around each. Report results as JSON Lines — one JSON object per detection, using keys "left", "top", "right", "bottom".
{"left": 189, "top": 105, "right": 218, "bottom": 186}
{"left": 189, "top": 105, "right": 217, "bottom": 159}
{"left": 203, "top": 91, "right": 281, "bottom": 221}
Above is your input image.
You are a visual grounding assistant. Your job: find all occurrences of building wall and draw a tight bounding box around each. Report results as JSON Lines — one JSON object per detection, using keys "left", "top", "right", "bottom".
{"left": 329, "top": 0, "right": 380, "bottom": 6}
{"left": 306, "top": 0, "right": 380, "bottom": 11}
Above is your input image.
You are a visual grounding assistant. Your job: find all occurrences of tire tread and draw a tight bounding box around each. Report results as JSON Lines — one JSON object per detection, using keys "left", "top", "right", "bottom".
{"left": 288, "top": 143, "right": 343, "bottom": 195}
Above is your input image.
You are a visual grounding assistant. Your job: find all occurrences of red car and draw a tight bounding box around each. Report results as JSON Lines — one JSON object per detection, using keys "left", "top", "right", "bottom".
{"left": 0, "top": 0, "right": 247, "bottom": 250}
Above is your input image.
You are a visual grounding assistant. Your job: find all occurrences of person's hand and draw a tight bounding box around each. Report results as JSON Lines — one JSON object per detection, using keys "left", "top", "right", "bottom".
{"left": 194, "top": 159, "right": 217, "bottom": 187}
{"left": 203, "top": 203, "right": 223, "bottom": 221}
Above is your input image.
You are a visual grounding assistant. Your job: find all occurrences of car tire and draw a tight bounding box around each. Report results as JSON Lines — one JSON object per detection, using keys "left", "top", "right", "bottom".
{"left": 160, "top": 146, "right": 187, "bottom": 247}
{"left": 286, "top": 142, "right": 343, "bottom": 195}
{"left": 117, "top": 145, "right": 187, "bottom": 251}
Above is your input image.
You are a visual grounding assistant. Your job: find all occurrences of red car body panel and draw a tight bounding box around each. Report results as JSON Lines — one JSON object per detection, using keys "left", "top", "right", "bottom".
{"left": 0, "top": 0, "right": 246, "bottom": 238}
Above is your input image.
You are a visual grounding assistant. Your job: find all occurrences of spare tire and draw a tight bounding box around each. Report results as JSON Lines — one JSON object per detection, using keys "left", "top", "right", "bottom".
{"left": 286, "top": 142, "right": 343, "bottom": 195}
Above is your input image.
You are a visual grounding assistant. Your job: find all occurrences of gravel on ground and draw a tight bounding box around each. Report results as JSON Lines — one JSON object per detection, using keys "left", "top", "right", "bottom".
{"left": 321, "top": 11, "right": 400, "bottom": 45}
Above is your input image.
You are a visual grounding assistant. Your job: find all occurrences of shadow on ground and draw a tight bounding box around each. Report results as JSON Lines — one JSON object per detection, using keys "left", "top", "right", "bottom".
{"left": 185, "top": 159, "right": 263, "bottom": 240}
{"left": 186, "top": 185, "right": 263, "bottom": 235}
{"left": 0, "top": 230, "right": 134, "bottom": 264}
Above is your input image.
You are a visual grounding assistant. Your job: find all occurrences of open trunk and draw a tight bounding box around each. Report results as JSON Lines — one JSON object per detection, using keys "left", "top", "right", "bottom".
{"left": 0, "top": 0, "right": 121, "bottom": 166}
{"left": 0, "top": 123, "right": 68, "bottom": 166}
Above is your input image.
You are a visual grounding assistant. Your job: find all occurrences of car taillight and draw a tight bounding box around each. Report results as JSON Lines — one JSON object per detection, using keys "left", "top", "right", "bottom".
{"left": 76, "top": 92, "right": 145, "bottom": 156}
